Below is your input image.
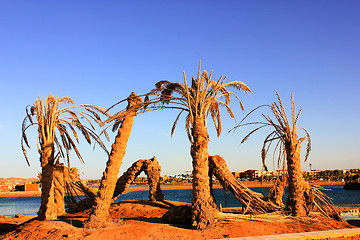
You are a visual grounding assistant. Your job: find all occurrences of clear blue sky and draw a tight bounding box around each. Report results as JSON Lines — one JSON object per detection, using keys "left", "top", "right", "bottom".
{"left": 0, "top": 1, "right": 359, "bottom": 179}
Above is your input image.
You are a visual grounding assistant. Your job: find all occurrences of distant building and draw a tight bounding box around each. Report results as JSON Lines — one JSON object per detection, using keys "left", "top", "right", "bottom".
{"left": 236, "top": 169, "right": 279, "bottom": 179}
{"left": 232, "top": 172, "right": 241, "bottom": 178}
{"left": 0, "top": 185, "right": 14, "bottom": 192}
{"left": 13, "top": 183, "right": 40, "bottom": 192}
{"left": 304, "top": 169, "right": 321, "bottom": 176}
{"left": 239, "top": 170, "right": 261, "bottom": 179}
{"left": 25, "top": 183, "right": 40, "bottom": 191}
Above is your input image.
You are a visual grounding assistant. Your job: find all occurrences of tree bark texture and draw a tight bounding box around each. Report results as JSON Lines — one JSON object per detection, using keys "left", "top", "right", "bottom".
{"left": 40, "top": 141, "right": 55, "bottom": 167}
{"left": 268, "top": 174, "right": 287, "bottom": 207}
{"left": 38, "top": 143, "right": 57, "bottom": 220}
{"left": 190, "top": 117, "right": 216, "bottom": 230}
{"left": 86, "top": 93, "right": 141, "bottom": 228}
{"left": 144, "top": 157, "right": 164, "bottom": 201}
{"left": 112, "top": 159, "right": 147, "bottom": 200}
{"left": 285, "top": 140, "right": 308, "bottom": 216}
{"left": 38, "top": 164, "right": 57, "bottom": 220}
{"left": 53, "top": 164, "right": 66, "bottom": 215}
{"left": 68, "top": 157, "right": 164, "bottom": 213}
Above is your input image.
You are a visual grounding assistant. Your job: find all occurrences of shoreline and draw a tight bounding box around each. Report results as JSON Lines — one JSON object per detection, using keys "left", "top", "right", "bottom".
{"left": 1, "top": 200, "right": 358, "bottom": 240}
{"left": 0, "top": 180, "right": 344, "bottom": 198}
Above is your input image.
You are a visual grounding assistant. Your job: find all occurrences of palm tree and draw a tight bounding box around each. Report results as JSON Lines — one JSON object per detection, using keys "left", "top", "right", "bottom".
{"left": 21, "top": 94, "right": 109, "bottom": 220}
{"left": 234, "top": 93, "right": 311, "bottom": 216}
{"left": 85, "top": 92, "right": 143, "bottom": 228}
{"left": 149, "top": 62, "right": 251, "bottom": 229}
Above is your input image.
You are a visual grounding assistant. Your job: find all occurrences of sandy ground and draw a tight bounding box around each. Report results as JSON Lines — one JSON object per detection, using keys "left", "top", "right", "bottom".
{"left": 0, "top": 181, "right": 358, "bottom": 239}
{"left": 0, "top": 200, "right": 359, "bottom": 240}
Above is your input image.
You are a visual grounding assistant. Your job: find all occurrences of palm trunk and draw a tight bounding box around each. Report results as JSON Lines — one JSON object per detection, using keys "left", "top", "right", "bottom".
{"left": 112, "top": 159, "right": 147, "bottom": 200}
{"left": 144, "top": 157, "right": 164, "bottom": 201}
{"left": 285, "top": 140, "right": 308, "bottom": 216}
{"left": 268, "top": 174, "right": 287, "bottom": 207}
{"left": 69, "top": 157, "right": 164, "bottom": 213}
{"left": 53, "top": 164, "right": 66, "bottom": 215}
{"left": 38, "top": 164, "right": 57, "bottom": 220}
{"left": 86, "top": 92, "right": 141, "bottom": 228}
{"left": 38, "top": 142, "right": 57, "bottom": 220}
{"left": 190, "top": 117, "right": 216, "bottom": 230}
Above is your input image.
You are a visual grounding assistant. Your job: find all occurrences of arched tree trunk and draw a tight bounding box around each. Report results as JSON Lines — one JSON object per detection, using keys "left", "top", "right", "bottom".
{"left": 67, "top": 157, "right": 164, "bottom": 213}
{"left": 38, "top": 142, "right": 57, "bottom": 220}
{"left": 113, "top": 157, "right": 164, "bottom": 201}
{"left": 268, "top": 174, "right": 287, "bottom": 207}
{"left": 285, "top": 140, "right": 308, "bottom": 216}
{"left": 85, "top": 92, "right": 142, "bottom": 228}
{"left": 144, "top": 157, "right": 164, "bottom": 201}
{"left": 112, "top": 159, "right": 147, "bottom": 200}
{"left": 190, "top": 117, "right": 217, "bottom": 230}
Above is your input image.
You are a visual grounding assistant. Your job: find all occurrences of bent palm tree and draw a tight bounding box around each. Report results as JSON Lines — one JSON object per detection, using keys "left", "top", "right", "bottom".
{"left": 209, "top": 155, "right": 280, "bottom": 214}
{"left": 149, "top": 62, "right": 251, "bottom": 229}
{"left": 21, "top": 94, "right": 109, "bottom": 220}
{"left": 66, "top": 157, "right": 164, "bottom": 213}
{"left": 86, "top": 92, "right": 143, "bottom": 228}
{"left": 234, "top": 93, "right": 311, "bottom": 216}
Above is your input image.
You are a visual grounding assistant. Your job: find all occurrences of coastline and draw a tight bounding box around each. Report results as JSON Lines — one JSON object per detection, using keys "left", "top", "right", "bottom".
{"left": 0, "top": 180, "right": 344, "bottom": 198}
{"left": 0, "top": 182, "right": 359, "bottom": 240}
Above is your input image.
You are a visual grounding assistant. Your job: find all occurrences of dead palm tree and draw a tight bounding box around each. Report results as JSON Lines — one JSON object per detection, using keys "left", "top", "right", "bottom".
{"left": 233, "top": 92, "right": 311, "bottom": 216}
{"left": 149, "top": 62, "right": 251, "bottom": 229}
{"left": 85, "top": 92, "right": 143, "bottom": 228}
{"left": 21, "top": 94, "right": 109, "bottom": 220}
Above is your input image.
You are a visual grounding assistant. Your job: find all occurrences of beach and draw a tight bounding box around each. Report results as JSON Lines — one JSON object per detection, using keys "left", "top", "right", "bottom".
{"left": 0, "top": 181, "right": 359, "bottom": 239}
{"left": 0, "top": 200, "right": 359, "bottom": 240}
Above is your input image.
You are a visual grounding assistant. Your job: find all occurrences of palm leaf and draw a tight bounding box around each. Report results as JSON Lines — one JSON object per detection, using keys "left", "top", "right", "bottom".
{"left": 21, "top": 94, "right": 109, "bottom": 167}
{"left": 241, "top": 125, "right": 267, "bottom": 144}
{"left": 112, "top": 119, "right": 123, "bottom": 132}
{"left": 171, "top": 110, "right": 184, "bottom": 137}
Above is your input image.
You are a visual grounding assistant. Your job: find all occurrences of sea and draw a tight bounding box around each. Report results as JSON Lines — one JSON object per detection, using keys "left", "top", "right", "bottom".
{"left": 0, "top": 185, "right": 359, "bottom": 218}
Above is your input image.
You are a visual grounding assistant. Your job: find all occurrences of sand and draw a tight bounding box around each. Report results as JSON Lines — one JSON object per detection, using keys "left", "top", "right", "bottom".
{"left": 1, "top": 181, "right": 358, "bottom": 239}
{"left": 0, "top": 200, "right": 359, "bottom": 240}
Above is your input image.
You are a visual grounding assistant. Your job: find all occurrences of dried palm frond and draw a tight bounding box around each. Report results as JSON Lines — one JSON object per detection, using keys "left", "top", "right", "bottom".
{"left": 21, "top": 94, "right": 110, "bottom": 167}
{"left": 231, "top": 92, "right": 311, "bottom": 172}
{"left": 307, "top": 185, "right": 343, "bottom": 221}
{"left": 102, "top": 61, "right": 251, "bottom": 148}
{"left": 209, "top": 155, "right": 280, "bottom": 214}
{"left": 65, "top": 180, "right": 97, "bottom": 213}
{"left": 231, "top": 93, "right": 342, "bottom": 221}
{"left": 144, "top": 61, "right": 251, "bottom": 140}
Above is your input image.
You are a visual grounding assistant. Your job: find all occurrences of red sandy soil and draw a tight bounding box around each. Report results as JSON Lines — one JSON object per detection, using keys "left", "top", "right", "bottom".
{"left": 0, "top": 200, "right": 359, "bottom": 240}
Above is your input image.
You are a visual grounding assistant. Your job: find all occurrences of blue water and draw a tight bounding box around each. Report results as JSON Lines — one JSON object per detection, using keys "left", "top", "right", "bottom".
{"left": 0, "top": 197, "right": 41, "bottom": 216}
{"left": 0, "top": 185, "right": 359, "bottom": 217}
